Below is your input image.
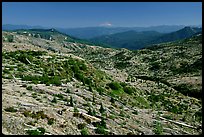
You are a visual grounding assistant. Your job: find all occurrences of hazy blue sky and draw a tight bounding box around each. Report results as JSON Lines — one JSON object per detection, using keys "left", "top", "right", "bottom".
{"left": 2, "top": 2, "right": 202, "bottom": 28}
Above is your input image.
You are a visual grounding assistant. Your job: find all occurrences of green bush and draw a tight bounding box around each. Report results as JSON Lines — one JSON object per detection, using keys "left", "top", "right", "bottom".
{"left": 99, "top": 103, "right": 105, "bottom": 114}
{"left": 26, "top": 129, "right": 42, "bottom": 135}
{"left": 7, "top": 35, "right": 14, "bottom": 42}
{"left": 47, "top": 118, "right": 55, "bottom": 125}
{"left": 97, "top": 87, "right": 104, "bottom": 95}
{"left": 153, "top": 121, "right": 163, "bottom": 135}
{"left": 78, "top": 123, "right": 86, "bottom": 130}
{"left": 132, "top": 110, "right": 138, "bottom": 115}
{"left": 51, "top": 97, "right": 57, "bottom": 103}
{"left": 120, "top": 82, "right": 128, "bottom": 87}
{"left": 70, "top": 96, "right": 74, "bottom": 107}
{"left": 110, "top": 97, "right": 115, "bottom": 104}
{"left": 74, "top": 107, "right": 79, "bottom": 112}
{"left": 26, "top": 127, "right": 45, "bottom": 135}
{"left": 123, "top": 86, "right": 134, "bottom": 95}
{"left": 55, "top": 94, "right": 64, "bottom": 100}
{"left": 5, "top": 106, "right": 17, "bottom": 112}
{"left": 95, "top": 126, "right": 108, "bottom": 135}
{"left": 66, "top": 88, "right": 70, "bottom": 93}
{"left": 17, "top": 53, "right": 33, "bottom": 65}
{"left": 37, "top": 127, "right": 46, "bottom": 134}
{"left": 81, "top": 128, "right": 89, "bottom": 135}
{"left": 89, "top": 85, "right": 93, "bottom": 92}
{"left": 23, "top": 110, "right": 32, "bottom": 117}
{"left": 108, "top": 82, "right": 122, "bottom": 90}
{"left": 50, "top": 76, "right": 61, "bottom": 86}
{"left": 26, "top": 86, "right": 33, "bottom": 91}
{"left": 88, "top": 107, "right": 95, "bottom": 116}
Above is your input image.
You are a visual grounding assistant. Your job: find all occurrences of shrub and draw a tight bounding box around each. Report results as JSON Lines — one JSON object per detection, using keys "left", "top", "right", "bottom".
{"left": 92, "top": 95, "right": 95, "bottom": 103}
{"left": 70, "top": 96, "right": 74, "bottom": 107}
{"left": 26, "top": 129, "right": 42, "bottom": 135}
{"left": 37, "top": 127, "right": 46, "bottom": 134}
{"left": 99, "top": 103, "right": 105, "bottom": 114}
{"left": 89, "top": 85, "right": 93, "bottom": 92}
{"left": 110, "top": 97, "right": 115, "bottom": 104}
{"left": 78, "top": 123, "right": 86, "bottom": 130}
{"left": 17, "top": 53, "right": 33, "bottom": 65}
{"left": 100, "top": 118, "right": 107, "bottom": 129}
{"left": 23, "top": 110, "right": 32, "bottom": 117}
{"left": 120, "top": 82, "right": 127, "bottom": 87}
{"left": 74, "top": 107, "right": 79, "bottom": 112}
{"left": 132, "top": 110, "right": 138, "bottom": 115}
{"left": 108, "top": 82, "right": 122, "bottom": 90}
{"left": 97, "top": 87, "right": 104, "bottom": 95}
{"left": 85, "top": 118, "right": 91, "bottom": 124}
{"left": 5, "top": 106, "right": 17, "bottom": 112}
{"left": 95, "top": 126, "right": 108, "bottom": 135}
{"left": 26, "top": 86, "right": 33, "bottom": 91}
{"left": 3, "top": 69, "right": 10, "bottom": 74}
{"left": 119, "top": 111, "right": 125, "bottom": 117}
{"left": 55, "top": 94, "right": 64, "bottom": 100}
{"left": 51, "top": 76, "right": 61, "bottom": 86}
{"left": 153, "top": 121, "right": 163, "bottom": 135}
{"left": 51, "top": 97, "right": 57, "bottom": 103}
{"left": 32, "top": 93, "right": 37, "bottom": 98}
{"left": 36, "top": 111, "right": 47, "bottom": 119}
{"left": 7, "top": 35, "right": 14, "bottom": 42}
{"left": 66, "top": 88, "right": 70, "bottom": 93}
{"left": 26, "top": 127, "right": 45, "bottom": 135}
{"left": 123, "top": 86, "right": 134, "bottom": 95}
{"left": 47, "top": 118, "right": 55, "bottom": 125}
{"left": 88, "top": 107, "right": 94, "bottom": 116}
{"left": 81, "top": 128, "right": 89, "bottom": 135}
{"left": 84, "top": 77, "right": 92, "bottom": 85}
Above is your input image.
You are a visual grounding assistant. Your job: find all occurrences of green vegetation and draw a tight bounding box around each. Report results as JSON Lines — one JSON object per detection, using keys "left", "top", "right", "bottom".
{"left": 4, "top": 106, "right": 17, "bottom": 113}
{"left": 51, "top": 97, "right": 57, "bottom": 103}
{"left": 153, "top": 121, "right": 163, "bottom": 135}
{"left": 26, "top": 127, "right": 45, "bottom": 135}
{"left": 99, "top": 103, "right": 105, "bottom": 114}
{"left": 26, "top": 86, "right": 33, "bottom": 91}
{"left": 132, "top": 110, "right": 138, "bottom": 115}
{"left": 78, "top": 123, "right": 86, "bottom": 130}
{"left": 123, "top": 86, "right": 135, "bottom": 95}
{"left": 47, "top": 118, "right": 55, "bottom": 125}
{"left": 81, "top": 128, "right": 89, "bottom": 135}
{"left": 54, "top": 94, "right": 64, "bottom": 100}
{"left": 70, "top": 96, "right": 74, "bottom": 107}
{"left": 108, "top": 82, "right": 122, "bottom": 90}
{"left": 110, "top": 97, "right": 115, "bottom": 104}
{"left": 74, "top": 107, "right": 79, "bottom": 113}
{"left": 95, "top": 118, "right": 108, "bottom": 135}
{"left": 7, "top": 35, "right": 14, "bottom": 42}
{"left": 173, "top": 83, "right": 201, "bottom": 99}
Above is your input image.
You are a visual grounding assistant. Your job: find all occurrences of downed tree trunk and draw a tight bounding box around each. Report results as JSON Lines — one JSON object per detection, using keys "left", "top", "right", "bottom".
{"left": 79, "top": 112, "right": 101, "bottom": 123}
{"left": 26, "top": 58, "right": 32, "bottom": 64}
{"left": 159, "top": 116, "right": 199, "bottom": 130}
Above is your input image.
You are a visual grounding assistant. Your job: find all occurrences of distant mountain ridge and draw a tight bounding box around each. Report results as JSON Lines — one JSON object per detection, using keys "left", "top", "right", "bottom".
{"left": 3, "top": 24, "right": 191, "bottom": 39}
{"left": 149, "top": 26, "right": 202, "bottom": 45}
{"left": 90, "top": 26, "right": 202, "bottom": 50}
{"left": 2, "top": 24, "right": 202, "bottom": 50}
{"left": 90, "top": 30, "right": 164, "bottom": 49}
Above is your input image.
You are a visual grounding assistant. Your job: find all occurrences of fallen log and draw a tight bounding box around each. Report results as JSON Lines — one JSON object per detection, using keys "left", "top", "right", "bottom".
{"left": 159, "top": 116, "right": 199, "bottom": 130}
{"left": 26, "top": 58, "right": 32, "bottom": 65}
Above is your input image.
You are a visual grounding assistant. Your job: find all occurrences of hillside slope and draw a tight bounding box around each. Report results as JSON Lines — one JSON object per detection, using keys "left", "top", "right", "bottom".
{"left": 2, "top": 30, "right": 202, "bottom": 135}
